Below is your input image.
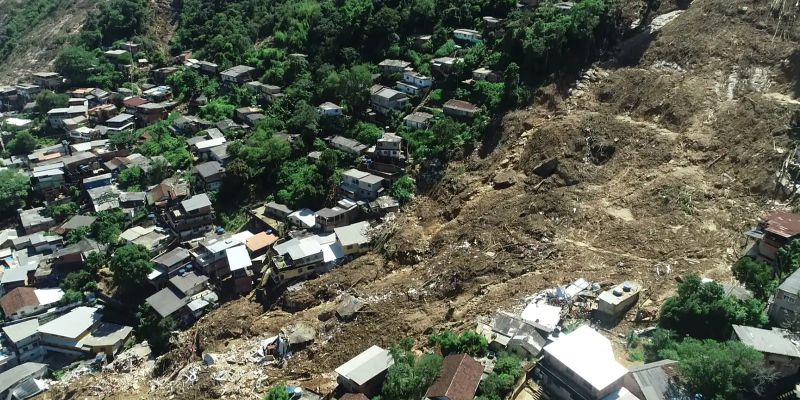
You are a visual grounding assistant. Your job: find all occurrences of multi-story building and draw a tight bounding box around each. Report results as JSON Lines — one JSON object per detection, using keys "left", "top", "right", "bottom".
{"left": 166, "top": 194, "right": 216, "bottom": 241}
{"left": 340, "top": 169, "right": 385, "bottom": 201}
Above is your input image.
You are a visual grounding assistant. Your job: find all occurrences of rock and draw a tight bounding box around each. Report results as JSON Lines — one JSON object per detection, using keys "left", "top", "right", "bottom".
{"left": 493, "top": 170, "right": 517, "bottom": 189}
{"left": 285, "top": 323, "right": 316, "bottom": 347}
{"left": 335, "top": 294, "right": 365, "bottom": 321}
{"left": 202, "top": 353, "right": 218, "bottom": 366}
{"left": 533, "top": 158, "right": 559, "bottom": 178}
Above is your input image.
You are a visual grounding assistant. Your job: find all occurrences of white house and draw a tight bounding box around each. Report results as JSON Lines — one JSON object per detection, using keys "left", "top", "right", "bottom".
{"left": 318, "top": 102, "right": 343, "bottom": 117}
{"left": 454, "top": 29, "right": 482, "bottom": 43}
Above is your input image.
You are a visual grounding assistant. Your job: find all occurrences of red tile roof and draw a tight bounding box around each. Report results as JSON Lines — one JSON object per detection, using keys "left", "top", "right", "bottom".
{"left": 425, "top": 354, "right": 483, "bottom": 400}
{"left": 123, "top": 96, "right": 148, "bottom": 107}
{"left": 764, "top": 212, "right": 800, "bottom": 238}
{"left": 0, "top": 287, "right": 40, "bottom": 316}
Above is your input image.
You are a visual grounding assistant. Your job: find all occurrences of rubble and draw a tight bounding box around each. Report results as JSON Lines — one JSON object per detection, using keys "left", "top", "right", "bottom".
{"left": 335, "top": 294, "right": 366, "bottom": 321}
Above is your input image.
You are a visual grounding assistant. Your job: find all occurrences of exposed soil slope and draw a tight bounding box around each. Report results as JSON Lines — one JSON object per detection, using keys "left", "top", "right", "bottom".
{"left": 44, "top": 0, "right": 800, "bottom": 399}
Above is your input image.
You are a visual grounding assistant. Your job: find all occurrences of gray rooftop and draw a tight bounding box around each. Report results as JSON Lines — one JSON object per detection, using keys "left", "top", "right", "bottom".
{"left": 334, "top": 222, "right": 370, "bottom": 248}
{"left": 221, "top": 65, "right": 255, "bottom": 77}
{"left": 627, "top": 360, "right": 687, "bottom": 400}
{"left": 106, "top": 113, "right": 134, "bottom": 124}
{"left": 2, "top": 319, "right": 39, "bottom": 344}
{"left": 153, "top": 247, "right": 191, "bottom": 268}
{"left": 330, "top": 136, "right": 368, "bottom": 153}
{"left": 194, "top": 161, "right": 225, "bottom": 179}
{"left": 19, "top": 208, "right": 53, "bottom": 229}
{"left": 60, "top": 215, "right": 96, "bottom": 231}
{"left": 778, "top": 267, "right": 800, "bottom": 296}
{"left": 404, "top": 111, "right": 434, "bottom": 124}
{"left": 732, "top": 325, "right": 800, "bottom": 358}
{"left": 169, "top": 272, "right": 208, "bottom": 297}
{"left": 0, "top": 362, "right": 47, "bottom": 395}
{"left": 181, "top": 193, "right": 212, "bottom": 212}
{"left": 146, "top": 287, "right": 187, "bottom": 318}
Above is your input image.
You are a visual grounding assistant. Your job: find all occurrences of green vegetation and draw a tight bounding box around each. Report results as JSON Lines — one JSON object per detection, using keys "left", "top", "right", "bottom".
{"left": 7, "top": 131, "right": 38, "bottom": 156}
{"left": 264, "top": 385, "right": 289, "bottom": 400}
{"left": 36, "top": 90, "right": 68, "bottom": 112}
{"left": 392, "top": 175, "right": 416, "bottom": 204}
{"left": 649, "top": 334, "right": 768, "bottom": 400}
{"left": 428, "top": 330, "right": 489, "bottom": 357}
{"left": 118, "top": 166, "right": 146, "bottom": 192}
{"left": 167, "top": 69, "right": 220, "bottom": 100}
{"left": 380, "top": 338, "right": 443, "bottom": 400}
{"left": 44, "top": 201, "right": 78, "bottom": 222}
{"left": 777, "top": 239, "right": 800, "bottom": 276}
{"left": 55, "top": 46, "right": 125, "bottom": 89}
{"left": 476, "top": 353, "right": 523, "bottom": 400}
{"left": 659, "top": 275, "right": 767, "bottom": 341}
{"left": 91, "top": 210, "right": 127, "bottom": 245}
{"left": 0, "top": 0, "right": 62, "bottom": 61}
{"left": 275, "top": 160, "right": 325, "bottom": 209}
{"left": 0, "top": 170, "right": 30, "bottom": 215}
{"left": 60, "top": 251, "right": 103, "bottom": 296}
{"left": 732, "top": 257, "right": 778, "bottom": 302}
{"left": 109, "top": 244, "right": 154, "bottom": 293}
{"left": 80, "top": 0, "right": 151, "bottom": 47}
{"left": 136, "top": 303, "right": 176, "bottom": 354}
{"left": 137, "top": 115, "right": 193, "bottom": 169}
{"left": 65, "top": 226, "right": 91, "bottom": 245}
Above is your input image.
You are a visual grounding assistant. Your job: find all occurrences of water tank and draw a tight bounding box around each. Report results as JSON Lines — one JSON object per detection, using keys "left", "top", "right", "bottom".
{"left": 613, "top": 289, "right": 623, "bottom": 297}
{"left": 623, "top": 282, "right": 633, "bottom": 292}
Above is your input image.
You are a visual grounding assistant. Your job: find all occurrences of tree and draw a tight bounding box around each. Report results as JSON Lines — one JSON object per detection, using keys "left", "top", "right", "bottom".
{"left": 109, "top": 244, "right": 154, "bottom": 293}
{"left": 659, "top": 338, "right": 765, "bottom": 399}
{"left": 381, "top": 340, "right": 443, "bottom": 400}
{"left": 55, "top": 46, "right": 98, "bottom": 87}
{"left": 338, "top": 64, "right": 373, "bottom": 113}
{"left": 317, "top": 149, "right": 338, "bottom": 178}
{"left": 61, "top": 270, "right": 98, "bottom": 293}
{"left": 82, "top": 0, "right": 151, "bottom": 46}
{"left": 288, "top": 101, "right": 320, "bottom": 147}
{"left": 92, "top": 210, "right": 127, "bottom": 244}
{"left": 392, "top": 175, "right": 416, "bottom": 204}
{"left": 36, "top": 90, "right": 68, "bottom": 112}
{"left": 276, "top": 160, "right": 325, "bottom": 209}
{"left": 659, "top": 275, "right": 767, "bottom": 340}
{"left": 60, "top": 290, "right": 84, "bottom": 305}
{"left": 44, "top": 201, "right": 78, "bottom": 222}
{"left": 476, "top": 353, "right": 523, "bottom": 400}
{"left": 644, "top": 328, "right": 676, "bottom": 362}
{"left": 136, "top": 303, "right": 176, "bottom": 354}
{"left": 352, "top": 122, "right": 383, "bottom": 145}
{"left": 118, "top": 166, "right": 146, "bottom": 191}
{"left": 6, "top": 131, "right": 37, "bottom": 156}
{"left": 429, "top": 330, "right": 488, "bottom": 357}
{"left": 264, "top": 385, "right": 290, "bottom": 400}
{"left": 732, "top": 257, "right": 778, "bottom": 301}
{"left": 0, "top": 170, "right": 29, "bottom": 215}
{"left": 66, "top": 226, "right": 91, "bottom": 245}
{"left": 198, "top": 98, "right": 236, "bottom": 121}
{"left": 778, "top": 239, "right": 800, "bottom": 276}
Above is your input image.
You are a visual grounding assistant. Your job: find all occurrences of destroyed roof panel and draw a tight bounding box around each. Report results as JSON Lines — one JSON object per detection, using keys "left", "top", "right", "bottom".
{"left": 0, "top": 363, "right": 47, "bottom": 395}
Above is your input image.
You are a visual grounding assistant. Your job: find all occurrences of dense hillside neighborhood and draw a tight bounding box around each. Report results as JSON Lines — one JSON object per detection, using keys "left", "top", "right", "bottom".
{"left": 0, "top": 0, "right": 799, "bottom": 399}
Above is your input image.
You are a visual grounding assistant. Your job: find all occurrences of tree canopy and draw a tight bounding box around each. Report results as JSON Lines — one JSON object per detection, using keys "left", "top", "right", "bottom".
{"left": 0, "top": 170, "right": 29, "bottom": 215}
{"left": 659, "top": 275, "right": 767, "bottom": 340}
{"left": 428, "top": 330, "right": 489, "bottom": 357}
{"left": 109, "top": 244, "right": 154, "bottom": 293}
{"left": 732, "top": 257, "right": 777, "bottom": 301}
{"left": 658, "top": 338, "right": 767, "bottom": 400}
{"left": 6, "top": 131, "right": 38, "bottom": 156}
{"left": 380, "top": 339, "right": 443, "bottom": 400}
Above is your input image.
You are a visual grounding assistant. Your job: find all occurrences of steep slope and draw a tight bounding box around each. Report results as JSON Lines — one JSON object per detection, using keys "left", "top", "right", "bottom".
{"left": 47, "top": 0, "right": 800, "bottom": 399}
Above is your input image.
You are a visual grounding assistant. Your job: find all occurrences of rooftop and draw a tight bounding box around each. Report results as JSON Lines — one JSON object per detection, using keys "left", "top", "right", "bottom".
{"left": 246, "top": 232, "right": 279, "bottom": 253}
{"left": 543, "top": 325, "right": 628, "bottom": 392}
{"left": 732, "top": 325, "right": 800, "bottom": 358}
{"left": 181, "top": 193, "right": 212, "bottom": 212}
{"left": 169, "top": 271, "right": 209, "bottom": 297}
{"left": 38, "top": 306, "right": 102, "bottom": 339}
{"left": 778, "top": 267, "right": 800, "bottom": 296}
{"left": 153, "top": 247, "right": 191, "bottom": 268}
{"left": 404, "top": 111, "right": 434, "bottom": 124}
{"left": 2, "top": 319, "right": 40, "bottom": 343}
{"left": 226, "top": 245, "right": 252, "bottom": 272}
{"left": 598, "top": 281, "right": 640, "bottom": 306}
{"left": 763, "top": 212, "right": 800, "bottom": 238}
{"left": 222, "top": 65, "right": 256, "bottom": 77}
{"left": 444, "top": 99, "right": 479, "bottom": 112}
{"left": 0, "top": 287, "right": 39, "bottom": 316}
{"left": 425, "top": 354, "right": 483, "bottom": 400}
{"left": 334, "top": 222, "right": 371, "bottom": 248}
{"left": 194, "top": 161, "right": 225, "bottom": 179}
{"left": 0, "top": 363, "right": 47, "bottom": 395}
{"left": 146, "top": 288, "right": 187, "bottom": 318}
{"left": 335, "top": 345, "right": 394, "bottom": 386}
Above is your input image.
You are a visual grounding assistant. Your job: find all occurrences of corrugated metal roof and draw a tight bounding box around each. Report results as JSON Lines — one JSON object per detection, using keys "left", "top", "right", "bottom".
{"left": 733, "top": 325, "right": 800, "bottom": 357}
{"left": 335, "top": 345, "right": 393, "bottom": 385}
{"left": 38, "top": 306, "right": 101, "bottom": 339}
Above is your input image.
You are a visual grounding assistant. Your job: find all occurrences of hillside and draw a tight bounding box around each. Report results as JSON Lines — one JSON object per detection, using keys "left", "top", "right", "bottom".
{"left": 40, "top": 0, "right": 800, "bottom": 399}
